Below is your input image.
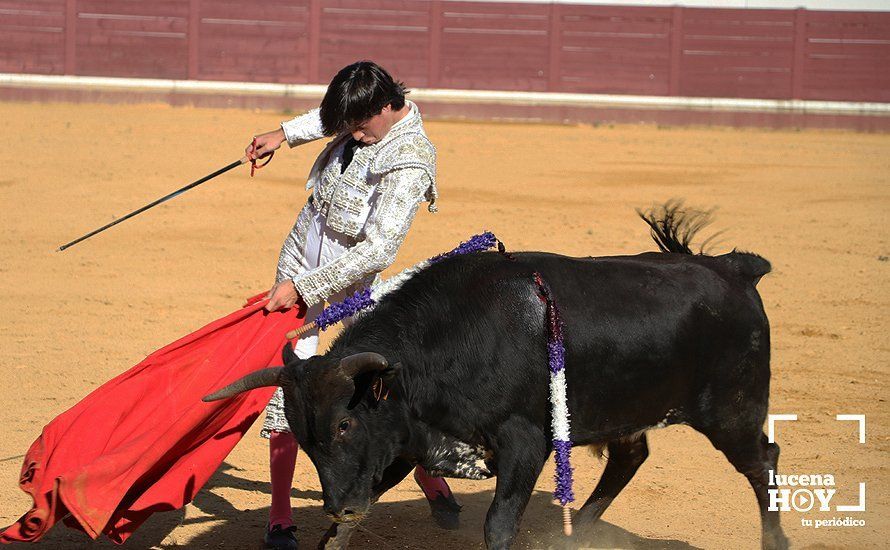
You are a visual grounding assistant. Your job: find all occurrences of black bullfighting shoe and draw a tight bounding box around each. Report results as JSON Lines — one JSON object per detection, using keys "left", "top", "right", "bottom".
{"left": 263, "top": 523, "right": 298, "bottom": 550}
{"left": 427, "top": 492, "right": 462, "bottom": 531}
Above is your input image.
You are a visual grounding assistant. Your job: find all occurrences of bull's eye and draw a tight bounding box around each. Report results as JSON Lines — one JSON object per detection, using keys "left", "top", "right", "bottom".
{"left": 337, "top": 419, "right": 350, "bottom": 434}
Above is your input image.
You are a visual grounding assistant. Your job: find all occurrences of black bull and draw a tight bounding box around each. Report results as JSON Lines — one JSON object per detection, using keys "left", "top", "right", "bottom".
{"left": 206, "top": 210, "right": 788, "bottom": 550}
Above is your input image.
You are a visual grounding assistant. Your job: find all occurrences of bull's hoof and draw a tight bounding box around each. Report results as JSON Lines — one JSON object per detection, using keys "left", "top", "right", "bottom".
{"left": 318, "top": 522, "right": 355, "bottom": 550}
{"left": 428, "top": 493, "right": 462, "bottom": 530}
{"left": 263, "top": 524, "right": 298, "bottom": 550}
{"left": 763, "top": 530, "right": 790, "bottom": 550}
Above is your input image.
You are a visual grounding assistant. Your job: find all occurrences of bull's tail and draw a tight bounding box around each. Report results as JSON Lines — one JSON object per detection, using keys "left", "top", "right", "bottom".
{"left": 637, "top": 200, "right": 722, "bottom": 255}
{"left": 637, "top": 200, "right": 771, "bottom": 286}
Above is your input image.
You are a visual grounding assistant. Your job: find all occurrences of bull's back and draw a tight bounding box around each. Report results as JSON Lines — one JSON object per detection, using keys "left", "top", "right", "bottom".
{"left": 374, "top": 250, "right": 769, "bottom": 446}
{"left": 514, "top": 251, "right": 769, "bottom": 443}
{"left": 427, "top": 251, "right": 768, "bottom": 444}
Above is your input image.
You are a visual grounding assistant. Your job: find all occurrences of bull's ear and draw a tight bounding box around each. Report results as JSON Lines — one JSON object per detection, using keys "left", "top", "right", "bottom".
{"left": 381, "top": 362, "right": 402, "bottom": 382}
{"left": 345, "top": 362, "right": 401, "bottom": 410}
{"left": 282, "top": 342, "right": 298, "bottom": 365}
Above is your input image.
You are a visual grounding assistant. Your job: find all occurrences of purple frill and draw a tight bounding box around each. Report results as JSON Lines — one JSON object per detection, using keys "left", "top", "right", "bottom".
{"left": 552, "top": 439, "right": 575, "bottom": 505}
{"left": 428, "top": 231, "right": 498, "bottom": 264}
{"left": 547, "top": 339, "right": 566, "bottom": 375}
{"left": 312, "top": 231, "right": 499, "bottom": 330}
{"left": 315, "top": 287, "right": 375, "bottom": 331}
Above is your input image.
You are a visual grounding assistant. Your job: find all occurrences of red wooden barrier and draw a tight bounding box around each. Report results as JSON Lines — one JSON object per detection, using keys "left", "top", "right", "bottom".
{"left": 1, "top": 1, "right": 888, "bottom": 102}
{"left": 319, "top": 0, "right": 432, "bottom": 87}
{"left": 801, "top": 10, "right": 890, "bottom": 101}
{"left": 678, "top": 8, "right": 796, "bottom": 99}
{"left": 557, "top": 4, "right": 673, "bottom": 96}
{"left": 196, "top": 0, "right": 311, "bottom": 82}
{"left": 0, "top": 0, "right": 66, "bottom": 74}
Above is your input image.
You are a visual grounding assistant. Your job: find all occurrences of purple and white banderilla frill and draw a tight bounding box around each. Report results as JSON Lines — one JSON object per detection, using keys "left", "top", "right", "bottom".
{"left": 286, "top": 231, "right": 498, "bottom": 338}
{"left": 533, "top": 271, "right": 575, "bottom": 536}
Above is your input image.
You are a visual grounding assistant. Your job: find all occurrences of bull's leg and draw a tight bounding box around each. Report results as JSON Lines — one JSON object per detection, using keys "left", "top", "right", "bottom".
{"left": 318, "top": 458, "right": 414, "bottom": 550}
{"left": 484, "top": 419, "right": 548, "bottom": 549}
{"left": 574, "top": 433, "right": 649, "bottom": 525}
{"left": 318, "top": 523, "right": 354, "bottom": 550}
{"left": 706, "top": 431, "right": 788, "bottom": 550}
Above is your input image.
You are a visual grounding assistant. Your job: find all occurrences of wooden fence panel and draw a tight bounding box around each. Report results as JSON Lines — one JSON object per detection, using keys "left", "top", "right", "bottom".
{"left": 678, "top": 8, "right": 796, "bottom": 99}
{"left": 801, "top": 10, "right": 890, "bottom": 101}
{"left": 557, "top": 4, "right": 672, "bottom": 95}
{"left": 318, "top": 0, "right": 432, "bottom": 87}
{"left": 197, "top": 0, "right": 311, "bottom": 83}
{"left": 0, "top": 0, "right": 66, "bottom": 74}
{"left": 74, "top": 0, "right": 189, "bottom": 78}
{"left": 438, "top": 1, "right": 551, "bottom": 91}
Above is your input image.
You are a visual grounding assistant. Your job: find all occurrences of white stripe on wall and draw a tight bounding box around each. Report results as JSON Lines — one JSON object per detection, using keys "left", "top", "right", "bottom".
{"left": 443, "top": 0, "right": 890, "bottom": 12}
{"left": 2, "top": 73, "right": 888, "bottom": 117}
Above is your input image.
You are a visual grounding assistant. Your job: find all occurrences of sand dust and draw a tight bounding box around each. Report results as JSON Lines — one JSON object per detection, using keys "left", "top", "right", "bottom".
{"left": 0, "top": 101, "right": 887, "bottom": 548}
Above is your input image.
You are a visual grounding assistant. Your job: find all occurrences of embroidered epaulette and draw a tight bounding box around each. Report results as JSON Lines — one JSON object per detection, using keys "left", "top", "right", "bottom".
{"left": 371, "top": 133, "right": 438, "bottom": 212}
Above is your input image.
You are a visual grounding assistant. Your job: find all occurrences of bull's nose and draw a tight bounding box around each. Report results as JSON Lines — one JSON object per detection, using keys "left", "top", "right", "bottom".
{"left": 324, "top": 504, "right": 365, "bottom": 524}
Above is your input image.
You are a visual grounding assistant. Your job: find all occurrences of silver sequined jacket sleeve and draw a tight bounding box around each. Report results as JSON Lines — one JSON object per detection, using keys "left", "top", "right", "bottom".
{"left": 280, "top": 108, "right": 325, "bottom": 147}
{"left": 292, "top": 167, "right": 429, "bottom": 306}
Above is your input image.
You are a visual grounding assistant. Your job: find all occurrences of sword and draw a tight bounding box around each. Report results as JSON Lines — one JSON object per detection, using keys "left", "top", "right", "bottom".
{"left": 58, "top": 143, "right": 273, "bottom": 252}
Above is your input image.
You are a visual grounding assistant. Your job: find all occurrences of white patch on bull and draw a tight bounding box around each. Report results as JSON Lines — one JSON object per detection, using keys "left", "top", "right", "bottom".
{"left": 424, "top": 436, "right": 493, "bottom": 480}
{"left": 750, "top": 329, "right": 761, "bottom": 351}
{"left": 652, "top": 408, "right": 682, "bottom": 429}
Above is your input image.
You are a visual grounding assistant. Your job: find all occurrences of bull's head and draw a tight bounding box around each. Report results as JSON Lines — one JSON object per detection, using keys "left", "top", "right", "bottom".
{"left": 203, "top": 343, "right": 407, "bottom": 523}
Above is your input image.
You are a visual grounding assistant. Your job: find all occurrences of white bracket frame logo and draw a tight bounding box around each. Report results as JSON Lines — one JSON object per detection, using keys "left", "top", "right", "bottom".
{"left": 767, "top": 414, "right": 866, "bottom": 512}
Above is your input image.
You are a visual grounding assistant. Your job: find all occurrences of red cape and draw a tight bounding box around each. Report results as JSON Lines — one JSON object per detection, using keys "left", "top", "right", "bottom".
{"left": 1, "top": 294, "right": 305, "bottom": 544}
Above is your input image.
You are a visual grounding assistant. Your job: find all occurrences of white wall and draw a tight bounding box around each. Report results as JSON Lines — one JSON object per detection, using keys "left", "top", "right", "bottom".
{"left": 449, "top": 0, "right": 890, "bottom": 11}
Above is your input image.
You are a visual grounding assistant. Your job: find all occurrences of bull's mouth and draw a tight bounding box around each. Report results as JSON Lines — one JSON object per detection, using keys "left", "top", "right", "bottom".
{"left": 327, "top": 510, "right": 368, "bottom": 524}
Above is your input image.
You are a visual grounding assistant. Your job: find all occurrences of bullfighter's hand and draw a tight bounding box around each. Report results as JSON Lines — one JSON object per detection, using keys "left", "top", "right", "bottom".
{"left": 264, "top": 280, "right": 301, "bottom": 312}
{"left": 246, "top": 128, "right": 286, "bottom": 161}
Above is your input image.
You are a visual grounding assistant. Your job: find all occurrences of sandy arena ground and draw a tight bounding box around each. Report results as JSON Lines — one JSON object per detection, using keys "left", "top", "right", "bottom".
{"left": 0, "top": 101, "right": 888, "bottom": 549}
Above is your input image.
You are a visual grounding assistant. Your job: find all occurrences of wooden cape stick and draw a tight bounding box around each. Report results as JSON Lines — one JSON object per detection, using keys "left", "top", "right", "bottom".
{"left": 286, "top": 322, "right": 316, "bottom": 340}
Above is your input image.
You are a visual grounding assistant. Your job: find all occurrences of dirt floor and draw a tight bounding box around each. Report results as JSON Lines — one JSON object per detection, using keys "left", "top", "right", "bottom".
{"left": 0, "top": 101, "right": 887, "bottom": 549}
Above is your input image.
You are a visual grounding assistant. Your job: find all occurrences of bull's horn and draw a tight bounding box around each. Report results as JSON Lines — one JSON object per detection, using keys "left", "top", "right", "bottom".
{"left": 202, "top": 367, "right": 284, "bottom": 402}
{"left": 338, "top": 352, "right": 388, "bottom": 378}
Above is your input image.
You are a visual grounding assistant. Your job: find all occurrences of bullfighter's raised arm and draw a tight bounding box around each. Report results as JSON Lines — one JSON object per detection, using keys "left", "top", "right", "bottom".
{"left": 280, "top": 108, "right": 326, "bottom": 147}
{"left": 246, "top": 108, "right": 326, "bottom": 161}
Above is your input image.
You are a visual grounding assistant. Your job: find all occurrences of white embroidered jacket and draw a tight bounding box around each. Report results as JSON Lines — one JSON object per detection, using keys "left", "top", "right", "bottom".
{"left": 274, "top": 100, "right": 438, "bottom": 306}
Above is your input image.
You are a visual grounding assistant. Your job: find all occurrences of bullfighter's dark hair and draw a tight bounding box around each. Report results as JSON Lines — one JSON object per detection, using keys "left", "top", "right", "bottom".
{"left": 319, "top": 61, "right": 408, "bottom": 136}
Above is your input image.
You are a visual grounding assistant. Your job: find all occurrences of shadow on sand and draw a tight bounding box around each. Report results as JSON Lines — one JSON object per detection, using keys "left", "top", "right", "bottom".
{"left": 32, "top": 463, "right": 700, "bottom": 549}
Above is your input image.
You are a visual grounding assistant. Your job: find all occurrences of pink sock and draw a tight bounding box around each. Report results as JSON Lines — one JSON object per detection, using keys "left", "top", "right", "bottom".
{"left": 414, "top": 465, "right": 453, "bottom": 500}
{"left": 269, "top": 431, "right": 299, "bottom": 528}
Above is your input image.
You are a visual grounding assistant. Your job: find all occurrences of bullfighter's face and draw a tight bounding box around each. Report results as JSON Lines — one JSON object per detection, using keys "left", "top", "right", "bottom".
{"left": 280, "top": 350, "right": 406, "bottom": 524}
{"left": 348, "top": 103, "right": 404, "bottom": 145}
